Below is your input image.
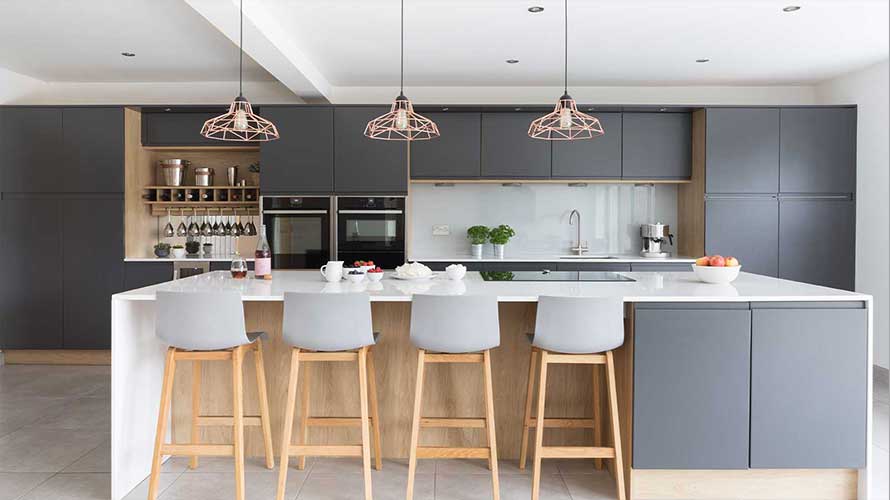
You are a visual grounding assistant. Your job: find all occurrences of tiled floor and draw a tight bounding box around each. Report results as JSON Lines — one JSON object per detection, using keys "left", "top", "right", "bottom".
{"left": 0, "top": 363, "right": 887, "bottom": 500}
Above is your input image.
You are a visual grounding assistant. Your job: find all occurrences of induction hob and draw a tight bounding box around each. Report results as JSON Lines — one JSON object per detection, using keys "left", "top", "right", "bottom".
{"left": 479, "top": 270, "right": 635, "bottom": 282}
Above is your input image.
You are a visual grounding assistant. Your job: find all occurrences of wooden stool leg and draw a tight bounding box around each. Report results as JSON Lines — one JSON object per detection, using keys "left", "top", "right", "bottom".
{"left": 531, "top": 350, "right": 549, "bottom": 500}
{"left": 606, "top": 351, "right": 626, "bottom": 500}
{"left": 276, "top": 349, "right": 300, "bottom": 500}
{"left": 296, "top": 361, "right": 311, "bottom": 470}
{"left": 357, "top": 347, "right": 373, "bottom": 500}
{"left": 482, "top": 350, "right": 501, "bottom": 500}
{"left": 519, "top": 348, "right": 537, "bottom": 470}
{"left": 232, "top": 346, "right": 246, "bottom": 500}
{"left": 253, "top": 341, "right": 275, "bottom": 469}
{"left": 148, "top": 348, "right": 176, "bottom": 500}
{"left": 593, "top": 363, "right": 603, "bottom": 470}
{"left": 367, "top": 348, "right": 383, "bottom": 471}
{"left": 405, "top": 349, "right": 426, "bottom": 500}
{"left": 189, "top": 359, "right": 201, "bottom": 470}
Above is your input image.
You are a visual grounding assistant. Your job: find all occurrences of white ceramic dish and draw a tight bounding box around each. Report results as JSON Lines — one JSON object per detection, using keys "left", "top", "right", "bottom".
{"left": 392, "top": 273, "right": 437, "bottom": 281}
{"left": 445, "top": 264, "right": 467, "bottom": 280}
{"left": 171, "top": 248, "right": 186, "bottom": 259}
{"left": 692, "top": 264, "right": 741, "bottom": 284}
{"left": 345, "top": 272, "right": 365, "bottom": 284}
{"left": 366, "top": 271, "right": 384, "bottom": 282}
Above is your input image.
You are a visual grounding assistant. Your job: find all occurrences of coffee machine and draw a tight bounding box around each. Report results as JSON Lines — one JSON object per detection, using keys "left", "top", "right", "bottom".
{"left": 640, "top": 223, "right": 674, "bottom": 258}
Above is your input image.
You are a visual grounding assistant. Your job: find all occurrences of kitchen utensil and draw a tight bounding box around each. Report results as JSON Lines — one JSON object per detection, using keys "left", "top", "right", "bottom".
{"left": 162, "top": 209, "right": 175, "bottom": 238}
{"left": 320, "top": 261, "right": 344, "bottom": 282}
{"left": 160, "top": 159, "right": 189, "bottom": 187}
{"left": 227, "top": 166, "right": 238, "bottom": 186}
{"left": 176, "top": 209, "right": 187, "bottom": 237}
{"left": 194, "top": 167, "right": 214, "bottom": 187}
{"left": 640, "top": 223, "right": 674, "bottom": 258}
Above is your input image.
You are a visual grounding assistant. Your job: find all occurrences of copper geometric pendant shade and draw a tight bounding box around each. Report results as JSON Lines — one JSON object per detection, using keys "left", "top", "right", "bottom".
{"left": 365, "top": 94, "right": 440, "bottom": 141}
{"left": 202, "top": 96, "right": 279, "bottom": 142}
{"left": 528, "top": 94, "right": 603, "bottom": 140}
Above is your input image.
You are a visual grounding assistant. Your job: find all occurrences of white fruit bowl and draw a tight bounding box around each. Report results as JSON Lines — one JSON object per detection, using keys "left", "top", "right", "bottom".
{"left": 692, "top": 264, "right": 741, "bottom": 284}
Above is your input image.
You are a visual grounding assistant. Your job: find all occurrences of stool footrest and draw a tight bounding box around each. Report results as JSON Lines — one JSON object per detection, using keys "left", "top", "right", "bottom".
{"left": 196, "top": 416, "right": 262, "bottom": 426}
{"left": 528, "top": 418, "right": 595, "bottom": 429}
{"left": 162, "top": 444, "right": 234, "bottom": 456}
{"left": 420, "top": 417, "right": 486, "bottom": 428}
{"left": 424, "top": 353, "right": 484, "bottom": 363}
{"left": 288, "top": 444, "right": 362, "bottom": 457}
{"left": 298, "top": 352, "right": 359, "bottom": 362}
{"left": 544, "top": 354, "right": 606, "bottom": 365}
{"left": 305, "top": 416, "right": 374, "bottom": 427}
{"left": 538, "top": 446, "right": 615, "bottom": 459}
{"left": 416, "top": 446, "right": 491, "bottom": 459}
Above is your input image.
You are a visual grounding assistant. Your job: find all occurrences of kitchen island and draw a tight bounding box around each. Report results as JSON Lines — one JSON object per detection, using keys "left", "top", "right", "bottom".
{"left": 111, "top": 271, "right": 874, "bottom": 500}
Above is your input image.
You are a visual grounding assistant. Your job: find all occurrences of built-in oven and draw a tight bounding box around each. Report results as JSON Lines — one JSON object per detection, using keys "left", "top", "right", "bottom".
{"left": 336, "top": 196, "right": 406, "bottom": 269}
{"left": 261, "top": 196, "right": 332, "bottom": 269}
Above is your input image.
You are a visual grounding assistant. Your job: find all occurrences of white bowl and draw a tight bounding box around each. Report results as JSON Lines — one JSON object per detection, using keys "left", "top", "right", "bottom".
{"left": 171, "top": 248, "right": 186, "bottom": 259}
{"left": 358, "top": 265, "right": 374, "bottom": 274}
{"left": 366, "top": 271, "right": 384, "bottom": 282}
{"left": 445, "top": 264, "right": 467, "bottom": 281}
{"left": 692, "top": 264, "right": 741, "bottom": 284}
{"left": 345, "top": 272, "right": 365, "bottom": 284}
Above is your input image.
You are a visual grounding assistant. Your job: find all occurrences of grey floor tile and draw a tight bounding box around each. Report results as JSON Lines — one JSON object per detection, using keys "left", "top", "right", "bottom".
{"left": 159, "top": 470, "right": 306, "bottom": 500}
{"left": 31, "top": 397, "right": 110, "bottom": 431}
{"left": 0, "top": 366, "right": 109, "bottom": 398}
{"left": 181, "top": 456, "right": 276, "bottom": 473}
{"left": 298, "top": 472, "right": 434, "bottom": 500}
{"left": 872, "top": 446, "right": 889, "bottom": 500}
{"left": 554, "top": 458, "right": 611, "bottom": 475}
{"left": 0, "top": 472, "right": 54, "bottom": 500}
{"left": 0, "top": 395, "right": 69, "bottom": 439}
{"left": 160, "top": 457, "right": 190, "bottom": 474}
{"left": 435, "top": 458, "right": 557, "bottom": 476}
{"left": 436, "top": 472, "right": 569, "bottom": 500}
{"left": 309, "top": 457, "right": 434, "bottom": 475}
{"left": 560, "top": 470, "right": 620, "bottom": 500}
{"left": 18, "top": 472, "right": 109, "bottom": 500}
{"left": 122, "top": 472, "right": 181, "bottom": 500}
{"left": 874, "top": 402, "right": 889, "bottom": 451}
{"left": 0, "top": 428, "right": 107, "bottom": 472}
{"left": 63, "top": 440, "right": 110, "bottom": 473}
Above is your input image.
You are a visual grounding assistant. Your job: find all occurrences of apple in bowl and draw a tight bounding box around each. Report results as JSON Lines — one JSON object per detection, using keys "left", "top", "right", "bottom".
{"left": 692, "top": 254, "right": 741, "bottom": 284}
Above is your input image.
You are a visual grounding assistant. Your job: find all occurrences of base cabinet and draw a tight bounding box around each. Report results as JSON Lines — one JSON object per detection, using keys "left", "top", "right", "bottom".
{"left": 123, "top": 263, "right": 172, "bottom": 290}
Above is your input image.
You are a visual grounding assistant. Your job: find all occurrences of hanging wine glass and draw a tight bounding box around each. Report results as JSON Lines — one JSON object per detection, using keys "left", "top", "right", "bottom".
{"left": 162, "top": 209, "right": 175, "bottom": 238}
{"left": 201, "top": 209, "right": 213, "bottom": 237}
{"left": 176, "top": 208, "right": 187, "bottom": 237}
{"left": 187, "top": 209, "right": 200, "bottom": 237}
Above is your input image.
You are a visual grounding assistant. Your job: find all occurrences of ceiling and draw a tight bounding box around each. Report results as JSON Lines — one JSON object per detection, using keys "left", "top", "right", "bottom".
{"left": 0, "top": 0, "right": 275, "bottom": 82}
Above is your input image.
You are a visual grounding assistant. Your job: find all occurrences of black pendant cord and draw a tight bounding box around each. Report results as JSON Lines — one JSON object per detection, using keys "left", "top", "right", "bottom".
{"left": 239, "top": 0, "right": 244, "bottom": 97}
{"left": 400, "top": 0, "right": 404, "bottom": 95}
{"left": 564, "top": 0, "right": 568, "bottom": 95}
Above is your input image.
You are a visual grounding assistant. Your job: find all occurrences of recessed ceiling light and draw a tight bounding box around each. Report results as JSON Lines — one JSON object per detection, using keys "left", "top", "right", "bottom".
{"left": 514, "top": 107, "right": 522, "bottom": 111}
{"left": 783, "top": 5, "right": 801, "bottom": 12}
{"left": 528, "top": 6, "right": 544, "bottom": 13}
{"left": 695, "top": 58, "right": 710, "bottom": 63}
{"left": 121, "top": 52, "right": 135, "bottom": 57}
{"left": 506, "top": 59, "right": 520, "bottom": 64}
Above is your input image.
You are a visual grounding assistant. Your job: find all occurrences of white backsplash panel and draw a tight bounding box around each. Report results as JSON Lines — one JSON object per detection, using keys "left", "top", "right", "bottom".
{"left": 409, "top": 183, "right": 678, "bottom": 257}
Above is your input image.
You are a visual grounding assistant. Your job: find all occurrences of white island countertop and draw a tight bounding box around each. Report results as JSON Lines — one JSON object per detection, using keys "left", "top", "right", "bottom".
{"left": 114, "top": 270, "right": 870, "bottom": 303}
{"left": 408, "top": 252, "right": 696, "bottom": 263}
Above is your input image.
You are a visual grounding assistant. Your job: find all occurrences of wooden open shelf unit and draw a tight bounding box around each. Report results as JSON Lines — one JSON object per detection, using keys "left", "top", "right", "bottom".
{"left": 142, "top": 185, "right": 259, "bottom": 216}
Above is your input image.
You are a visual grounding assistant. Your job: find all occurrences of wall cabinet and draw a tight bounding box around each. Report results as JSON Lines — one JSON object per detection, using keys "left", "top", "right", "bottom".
{"left": 633, "top": 304, "right": 752, "bottom": 469}
{"left": 778, "top": 197, "right": 855, "bottom": 290}
{"left": 260, "top": 106, "right": 334, "bottom": 194}
{"left": 124, "top": 262, "right": 172, "bottom": 290}
{"left": 481, "top": 113, "right": 551, "bottom": 178}
{"left": 0, "top": 107, "right": 63, "bottom": 193}
{"left": 334, "top": 107, "right": 408, "bottom": 193}
{"left": 551, "top": 113, "right": 622, "bottom": 178}
{"left": 705, "top": 197, "right": 779, "bottom": 277}
{"left": 705, "top": 108, "right": 780, "bottom": 193}
{"left": 141, "top": 108, "right": 252, "bottom": 147}
{"left": 622, "top": 113, "right": 691, "bottom": 179}
{"left": 780, "top": 107, "right": 856, "bottom": 194}
{"left": 410, "top": 112, "right": 482, "bottom": 179}
{"left": 62, "top": 107, "right": 125, "bottom": 193}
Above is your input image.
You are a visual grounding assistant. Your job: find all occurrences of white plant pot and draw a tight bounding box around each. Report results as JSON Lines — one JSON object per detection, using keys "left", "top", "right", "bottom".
{"left": 493, "top": 244, "right": 505, "bottom": 259}
{"left": 471, "top": 244, "right": 484, "bottom": 259}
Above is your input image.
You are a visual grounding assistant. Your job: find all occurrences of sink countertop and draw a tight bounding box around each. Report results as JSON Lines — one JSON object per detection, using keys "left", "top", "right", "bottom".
{"left": 408, "top": 252, "right": 696, "bottom": 263}
{"left": 125, "top": 255, "right": 255, "bottom": 263}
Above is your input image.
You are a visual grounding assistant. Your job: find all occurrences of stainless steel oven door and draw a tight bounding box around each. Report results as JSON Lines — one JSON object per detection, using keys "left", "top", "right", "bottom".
{"left": 336, "top": 210, "right": 404, "bottom": 252}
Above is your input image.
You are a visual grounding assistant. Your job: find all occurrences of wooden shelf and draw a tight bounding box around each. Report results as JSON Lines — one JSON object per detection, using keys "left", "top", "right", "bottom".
{"left": 144, "top": 185, "right": 259, "bottom": 189}
{"left": 143, "top": 184, "right": 259, "bottom": 216}
{"left": 410, "top": 178, "right": 692, "bottom": 184}
{"left": 142, "top": 145, "right": 259, "bottom": 152}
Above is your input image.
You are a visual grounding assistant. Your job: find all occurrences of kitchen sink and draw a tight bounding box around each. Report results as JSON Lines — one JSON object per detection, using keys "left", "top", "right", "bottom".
{"left": 559, "top": 255, "right": 617, "bottom": 259}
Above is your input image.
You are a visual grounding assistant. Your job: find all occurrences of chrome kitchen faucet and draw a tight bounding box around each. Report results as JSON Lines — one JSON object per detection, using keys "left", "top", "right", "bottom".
{"left": 569, "top": 209, "right": 588, "bottom": 255}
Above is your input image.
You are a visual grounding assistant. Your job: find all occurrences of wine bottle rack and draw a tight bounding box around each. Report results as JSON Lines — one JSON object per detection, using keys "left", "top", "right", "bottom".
{"left": 143, "top": 185, "right": 259, "bottom": 216}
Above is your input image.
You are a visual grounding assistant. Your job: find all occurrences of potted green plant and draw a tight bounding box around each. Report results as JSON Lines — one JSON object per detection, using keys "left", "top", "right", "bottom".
{"left": 489, "top": 224, "right": 515, "bottom": 259}
{"left": 153, "top": 242, "right": 171, "bottom": 258}
{"left": 466, "top": 225, "right": 490, "bottom": 259}
{"left": 171, "top": 244, "right": 186, "bottom": 259}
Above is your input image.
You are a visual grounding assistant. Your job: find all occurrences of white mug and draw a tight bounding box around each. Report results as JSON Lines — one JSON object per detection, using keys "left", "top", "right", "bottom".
{"left": 320, "top": 261, "right": 344, "bottom": 282}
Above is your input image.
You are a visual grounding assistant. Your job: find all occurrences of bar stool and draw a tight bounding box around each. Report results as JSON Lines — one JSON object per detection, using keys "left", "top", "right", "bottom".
{"left": 519, "top": 296, "right": 626, "bottom": 500}
{"left": 276, "top": 292, "right": 382, "bottom": 500}
{"left": 406, "top": 294, "right": 501, "bottom": 500}
{"left": 148, "top": 291, "right": 275, "bottom": 500}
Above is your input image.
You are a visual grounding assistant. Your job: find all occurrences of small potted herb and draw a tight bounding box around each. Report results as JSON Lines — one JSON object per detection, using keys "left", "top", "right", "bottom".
{"left": 488, "top": 224, "right": 515, "bottom": 259}
{"left": 171, "top": 244, "right": 186, "bottom": 259}
{"left": 466, "top": 225, "right": 490, "bottom": 259}
{"left": 185, "top": 240, "right": 201, "bottom": 255}
{"left": 154, "top": 242, "right": 171, "bottom": 258}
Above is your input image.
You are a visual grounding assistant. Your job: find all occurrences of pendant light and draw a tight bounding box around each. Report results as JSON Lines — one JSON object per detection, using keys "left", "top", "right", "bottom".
{"left": 364, "top": 0, "right": 440, "bottom": 141}
{"left": 528, "top": 0, "right": 603, "bottom": 141}
{"left": 201, "top": 0, "right": 279, "bottom": 142}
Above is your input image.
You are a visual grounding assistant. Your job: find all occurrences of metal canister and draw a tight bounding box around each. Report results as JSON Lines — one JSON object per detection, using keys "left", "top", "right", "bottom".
{"left": 159, "top": 159, "right": 189, "bottom": 186}
{"left": 194, "top": 167, "right": 214, "bottom": 187}
{"left": 227, "top": 166, "right": 238, "bottom": 186}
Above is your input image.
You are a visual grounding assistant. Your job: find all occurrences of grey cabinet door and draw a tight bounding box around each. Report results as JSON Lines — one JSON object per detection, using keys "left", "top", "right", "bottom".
{"left": 141, "top": 109, "right": 247, "bottom": 147}
{"left": 630, "top": 262, "right": 692, "bottom": 272}
{"left": 0, "top": 107, "right": 63, "bottom": 193}
{"left": 706, "top": 108, "right": 779, "bottom": 193}
{"left": 123, "top": 263, "right": 173, "bottom": 290}
{"left": 551, "top": 113, "right": 621, "bottom": 178}
{"left": 481, "top": 113, "right": 551, "bottom": 178}
{"left": 750, "top": 304, "right": 867, "bottom": 468}
{"left": 778, "top": 197, "right": 855, "bottom": 290}
{"left": 410, "top": 113, "right": 481, "bottom": 179}
{"left": 0, "top": 197, "right": 63, "bottom": 348}
{"left": 555, "top": 262, "right": 631, "bottom": 272}
{"left": 62, "top": 107, "right": 125, "bottom": 193}
{"left": 62, "top": 196, "right": 124, "bottom": 349}
{"left": 260, "top": 106, "right": 334, "bottom": 194}
{"left": 334, "top": 107, "right": 408, "bottom": 193}
{"left": 633, "top": 305, "right": 751, "bottom": 469}
{"left": 779, "top": 108, "right": 856, "bottom": 193}
{"left": 705, "top": 197, "right": 778, "bottom": 277}
{"left": 622, "top": 113, "right": 691, "bottom": 179}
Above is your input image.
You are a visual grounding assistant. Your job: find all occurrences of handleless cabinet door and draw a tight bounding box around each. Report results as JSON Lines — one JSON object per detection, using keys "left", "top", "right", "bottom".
{"left": 780, "top": 108, "right": 856, "bottom": 193}
{"left": 0, "top": 197, "right": 63, "bottom": 348}
{"left": 554, "top": 262, "right": 631, "bottom": 272}
{"left": 481, "top": 113, "right": 551, "bottom": 178}
{"left": 622, "top": 113, "right": 692, "bottom": 179}
{"left": 141, "top": 109, "right": 249, "bottom": 147}
{"left": 62, "top": 196, "right": 124, "bottom": 348}
{"left": 260, "top": 106, "right": 334, "bottom": 194}
{"left": 630, "top": 262, "right": 693, "bottom": 272}
{"left": 778, "top": 197, "right": 855, "bottom": 290}
{"left": 334, "top": 107, "right": 408, "bottom": 193}
{"left": 124, "top": 263, "right": 173, "bottom": 290}
{"left": 633, "top": 305, "right": 751, "bottom": 469}
{"left": 0, "top": 107, "right": 63, "bottom": 193}
{"left": 410, "top": 112, "right": 481, "bottom": 178}
{"left": 551, "top": 113, "right": 621, "bottom": 178}
{"left": 705, "top": 108, "right": 780, "bottom": 193}
{"left": 62, "top": 107, "right": 125, "bottom": 193}
{"left": 750, "top": 304, "right": 867, "bottom": 468}
{"left": 705, "top": 197, "right": 779, "bottom": 277}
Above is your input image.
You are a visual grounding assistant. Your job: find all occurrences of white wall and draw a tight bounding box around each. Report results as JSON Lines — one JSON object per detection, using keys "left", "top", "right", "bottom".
{"left": 0, "top": 67, "right": 46, "bottom": 103}
{"left": 816, "top": 60, "right": 890, "bottom": 369}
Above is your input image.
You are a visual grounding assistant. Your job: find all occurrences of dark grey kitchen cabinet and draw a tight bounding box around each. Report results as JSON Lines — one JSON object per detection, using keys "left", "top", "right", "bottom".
{"left": 210, "top": 261, "right": 254, "bottom": 272}
{"left": 551, "top": 113, "right": 622, "bottom": 178}
{"left": 0, "top": 107, "right": 63, "bottom": 193}
{"left": 778, "top": 197, "right": 855, "bottom": 290}
{"left": 480, "top": 113, "right": 551, "bottom": 178}
{"left": 62, "top": 196, "right": 124, "bottom": 349}
{"left": 780, "top": 107, "right": 856, "bottom": 194}
{"left": 0, "top": 197, "right": 63, "bottom": 348}
{"left": 554, "top": 262, "right": 631, "bottom": 272}
{"left": 123, "top": 262, "right": 172, "bottom": 290}
{"left": 62, "top": 107, "right": 125, "bottom": 193}
{"left": 630, "top": 262, "right": 692, "bottom": 272}
{"left": 622, "top": 113, "right": 691, "bottom": 179}
{"left": 705, "top": 197, "right": 779, "bottom": 277}
{"left": 705, "top": 108, "right": 780, "bottom": 193}
{"left": 633, "top": 304, "right": 751, "bottom": 469}
{"left": 750, "top": 303, "right": 867, "bottom": 468}
{"left": 260, "top": 106, "right": 334, "bottom": 193}
{"left": 334, "top": 107, "right": 408, "bottom": 193}
{"left": 410, "top": 112, "right": 482, "bottom": 179}
{"left": 141, "top": 108, "right": 255, "bottom": 147}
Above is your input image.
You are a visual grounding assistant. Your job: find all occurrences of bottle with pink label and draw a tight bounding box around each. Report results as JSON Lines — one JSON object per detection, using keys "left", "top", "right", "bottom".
{"left": 254, "top": 224, "right": 272, "bottom": 279}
